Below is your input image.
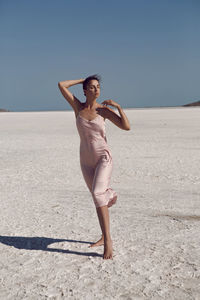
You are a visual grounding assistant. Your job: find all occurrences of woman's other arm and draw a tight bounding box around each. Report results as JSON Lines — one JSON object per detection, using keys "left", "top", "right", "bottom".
{"left": 101, "top": 99, "right": 131, "bottom": 131}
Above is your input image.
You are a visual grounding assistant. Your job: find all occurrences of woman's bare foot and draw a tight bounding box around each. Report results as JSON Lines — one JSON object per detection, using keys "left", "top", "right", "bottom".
{"left": 89, "top": 236, "right": 104, "bottom": 248}
{"left": 103, "top": 238, "right": 113, "bottom": 260}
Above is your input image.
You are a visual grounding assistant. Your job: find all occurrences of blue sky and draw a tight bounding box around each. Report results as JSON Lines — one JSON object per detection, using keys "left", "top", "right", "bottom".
{"left": 0, "top": 0, "right": 200, "bottom": 111}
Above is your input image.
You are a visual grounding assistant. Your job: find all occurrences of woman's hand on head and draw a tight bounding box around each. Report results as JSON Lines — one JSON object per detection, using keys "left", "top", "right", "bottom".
{"left": 101, "top": 99, "right": 120, "bottom": 109}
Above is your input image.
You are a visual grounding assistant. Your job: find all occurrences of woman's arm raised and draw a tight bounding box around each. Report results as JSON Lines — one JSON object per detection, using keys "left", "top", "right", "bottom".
{"left": 58, "top": 78, "right": 84, "bottom": 115}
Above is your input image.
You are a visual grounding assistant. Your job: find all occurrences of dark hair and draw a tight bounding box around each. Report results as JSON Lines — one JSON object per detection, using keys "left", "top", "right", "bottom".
{"left": 83, "top": 74, "right": 101, "bottom": 91}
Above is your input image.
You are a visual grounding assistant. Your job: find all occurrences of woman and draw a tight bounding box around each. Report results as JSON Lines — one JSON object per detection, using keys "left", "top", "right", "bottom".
{"left": 58, "top": 75, "right": 130, "bottom": 259}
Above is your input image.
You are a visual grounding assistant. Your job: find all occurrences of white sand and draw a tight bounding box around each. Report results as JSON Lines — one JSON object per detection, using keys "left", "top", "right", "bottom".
{"left": 0, "top": 107, "right": 200, "bottom": 299}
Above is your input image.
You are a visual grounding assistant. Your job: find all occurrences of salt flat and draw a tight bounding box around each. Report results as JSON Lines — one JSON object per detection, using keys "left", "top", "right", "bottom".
{"left": 0, "top": 107, "right": 200, "bottom": 299}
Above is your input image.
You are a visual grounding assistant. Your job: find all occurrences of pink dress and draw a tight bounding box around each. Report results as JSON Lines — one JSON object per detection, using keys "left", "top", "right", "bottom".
{"left": 76, "top": 111, "right": 117, "bottom": 208}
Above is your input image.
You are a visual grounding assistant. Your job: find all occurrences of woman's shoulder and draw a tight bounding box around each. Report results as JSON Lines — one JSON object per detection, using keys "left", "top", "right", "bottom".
{"left": 97, "top": 103, "right": 104, "bottom": 109}
{"left": 75, "top": 102, "right": 84, "bottom": 118}
{"left": 96, "top": 104, "right": 108, "bottom": 120}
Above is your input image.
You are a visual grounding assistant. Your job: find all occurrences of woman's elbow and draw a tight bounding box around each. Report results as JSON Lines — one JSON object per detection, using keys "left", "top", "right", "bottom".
{"left": 124, "top": 126, "right": 131, "bottom": 131}
{"left": 121, "top": 125, "right": 130, "bottom": 130}
{"left": 122, "top": 123, "right": 131, "bottom": 130}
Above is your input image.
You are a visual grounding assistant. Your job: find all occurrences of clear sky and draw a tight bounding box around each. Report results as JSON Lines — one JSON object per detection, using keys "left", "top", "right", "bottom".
{"left": 0, "top": 0, "right": 200, "bottom": 111}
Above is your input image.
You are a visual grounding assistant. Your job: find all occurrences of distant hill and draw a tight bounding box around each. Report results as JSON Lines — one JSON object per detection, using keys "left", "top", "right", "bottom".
{"left": 183, "top": 101, "right": 200, "bottom": 107}
{"left": 0, "top": 108, "right": 9, "bottom": 112}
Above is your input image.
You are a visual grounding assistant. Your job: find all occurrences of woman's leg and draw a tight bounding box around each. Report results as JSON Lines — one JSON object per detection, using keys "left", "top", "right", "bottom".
{"left": 89, "top": 154, "right": 114, "bottom": 258}
{"left": 89, "top": 206, "right": 113, "bottom": 260}
{"left": 80, "top": 158, "right": 113, "bottom": 258}
{"left": 96, "top": 205, "right": 113, "bottom": 259}
{"left": 90, "top": 208, "right": 104, "bottom": 247}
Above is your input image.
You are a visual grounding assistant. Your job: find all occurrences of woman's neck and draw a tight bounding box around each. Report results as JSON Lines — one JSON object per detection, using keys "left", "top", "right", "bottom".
{"left": 85, "top": 99, "right": 97, "bottom": 109}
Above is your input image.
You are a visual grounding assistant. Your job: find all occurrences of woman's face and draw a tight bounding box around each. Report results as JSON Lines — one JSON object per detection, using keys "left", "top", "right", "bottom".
{"left": 84, "top": 79, "right": 100, "bottom": 99}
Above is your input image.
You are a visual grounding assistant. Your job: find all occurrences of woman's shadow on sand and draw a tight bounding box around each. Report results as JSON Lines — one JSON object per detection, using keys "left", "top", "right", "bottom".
{"left": 0, "top": 236, "right": 102, "bottom": 257}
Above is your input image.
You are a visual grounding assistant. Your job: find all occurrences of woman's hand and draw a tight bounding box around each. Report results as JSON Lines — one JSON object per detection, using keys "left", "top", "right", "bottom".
{"left": 101, "top": 99, "right": 120, "bottom": 109}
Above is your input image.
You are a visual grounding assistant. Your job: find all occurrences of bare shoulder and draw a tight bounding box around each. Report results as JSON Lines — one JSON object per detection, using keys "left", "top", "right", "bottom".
{"left": 96, "top": 104, "right": 108, "bottom": 120}
{"left": 75, "top": 102, "right": 84, "bottom": 118}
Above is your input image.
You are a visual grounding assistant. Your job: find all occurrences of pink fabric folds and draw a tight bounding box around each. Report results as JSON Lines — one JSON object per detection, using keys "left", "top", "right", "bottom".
{"left": 76, "top": 112, "right": 117, "bottom": 208}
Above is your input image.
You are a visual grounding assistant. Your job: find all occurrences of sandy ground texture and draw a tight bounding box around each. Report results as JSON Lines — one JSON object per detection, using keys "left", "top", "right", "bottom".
{"left": 0, "top": 107, "right": 200, "bottom": 300}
